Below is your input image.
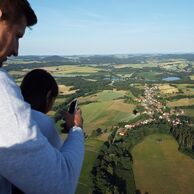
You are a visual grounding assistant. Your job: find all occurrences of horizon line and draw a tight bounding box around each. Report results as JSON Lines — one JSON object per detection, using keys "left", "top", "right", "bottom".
{"left": 18, "top": 52, "right": 194, "bottom": 57}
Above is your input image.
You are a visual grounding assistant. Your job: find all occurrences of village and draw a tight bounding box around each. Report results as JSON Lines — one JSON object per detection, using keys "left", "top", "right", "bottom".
{"left": 115, "top": 84, "right": 185, "bottom": 138}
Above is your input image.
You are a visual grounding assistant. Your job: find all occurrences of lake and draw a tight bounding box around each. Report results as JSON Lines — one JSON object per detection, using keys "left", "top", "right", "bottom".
{"left": 162, "top": 77, "right": 180, "bottom": 81}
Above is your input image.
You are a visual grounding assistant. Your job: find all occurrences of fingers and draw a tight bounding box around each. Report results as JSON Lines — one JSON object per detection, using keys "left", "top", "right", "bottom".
{"left": 75, "top": 108, "right": 82, "bottom": 115}
{"left": 62, "top": 108, "right": 83, "bottom": 130}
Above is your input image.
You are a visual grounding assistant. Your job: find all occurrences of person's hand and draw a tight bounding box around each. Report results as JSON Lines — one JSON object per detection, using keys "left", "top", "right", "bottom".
{"left": 61, "top": 108, "right": 83, "bottom": 133}
{"left": 73, "top": 109, "right": 83, "bottom": 129}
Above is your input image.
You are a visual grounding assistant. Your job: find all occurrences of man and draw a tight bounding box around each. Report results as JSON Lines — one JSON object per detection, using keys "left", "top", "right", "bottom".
{"left": 0, "top": 1, "right": 84, "bottom": 194}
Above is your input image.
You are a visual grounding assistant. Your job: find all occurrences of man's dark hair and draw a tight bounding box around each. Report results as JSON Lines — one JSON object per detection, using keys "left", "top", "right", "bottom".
{"left": 20, "top": 69, "right": 59, "bottom": 113}
{"left": 0, "top": 0, "right": 37, "bottom": 26}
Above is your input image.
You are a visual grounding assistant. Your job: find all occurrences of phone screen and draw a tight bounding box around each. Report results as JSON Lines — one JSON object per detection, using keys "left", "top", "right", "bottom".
{"left": 68, "top": 99, "right": 77, "bottom": 114}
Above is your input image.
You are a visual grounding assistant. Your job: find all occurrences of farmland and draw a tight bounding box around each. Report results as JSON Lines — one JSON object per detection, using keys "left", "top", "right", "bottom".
{"left": 132, "top": 134, "right": 194, "bottom": 194}
{"left": 6, "top": 54, "right": 194, "bottom": 194}
{"left": 79, "top": 90, "right": 135, "bottom": 133}
{"left": 167, "top": 98, "right": 194, "bottom": 107}
{"left": 158, "top": 84, "right": 179, "bottom": 94}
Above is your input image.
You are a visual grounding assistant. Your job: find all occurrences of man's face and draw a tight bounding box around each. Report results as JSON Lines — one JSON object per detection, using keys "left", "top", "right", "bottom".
{"left": 0, "top": 16, "right": 27, "bottom": 66}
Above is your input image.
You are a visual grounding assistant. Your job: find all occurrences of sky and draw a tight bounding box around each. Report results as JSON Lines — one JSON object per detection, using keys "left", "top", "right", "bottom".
{"left": 20, "top": 0, "right": 194, "bottom": 55}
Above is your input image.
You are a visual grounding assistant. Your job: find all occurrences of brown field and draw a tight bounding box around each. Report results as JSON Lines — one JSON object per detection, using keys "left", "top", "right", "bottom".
{"left": 167, "top": 98, "right": 194, "bottom": 107}
{"left": 58, "top": 84, "right": 77, "bottom": 95}
{"left": 190, "top": 75, "right": 194, "bottom": 80}
{"left": 159, "top": 84, "right": 179, "bottom": 94}
{"left": 114, "top": 63, "right": 158, "bottom": 68}
{"left": 35, "top": 65, "right": 101, "bottom": 74}
{"left": 47, "top": 111, "right": 56, "bottom": 117}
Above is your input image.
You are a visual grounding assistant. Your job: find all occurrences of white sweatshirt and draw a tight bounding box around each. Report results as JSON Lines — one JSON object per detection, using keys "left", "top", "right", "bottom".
{"left": 0, "top": 68, "right": 84, "bottom": 194}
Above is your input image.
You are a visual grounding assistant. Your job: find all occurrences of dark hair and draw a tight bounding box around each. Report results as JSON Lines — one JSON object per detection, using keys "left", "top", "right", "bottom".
{"left": 0, "top": 0, "right": 37, "bottom": 26}
{"left": 20, "top": 69, "right": 58, "bottom": 113}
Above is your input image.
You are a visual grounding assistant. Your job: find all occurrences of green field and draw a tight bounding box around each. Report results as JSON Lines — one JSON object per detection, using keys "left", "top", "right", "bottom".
{"left": 76, "top": 138, "right": 104, "bottom": 194}
{"left": 175, "top": 84, "right": 194, "bottom": 96}
{"left": 138, "top": 71, "right": 161, "bottom": 80}
{"left": 132, "top": 134, "right": 194, "bottom": 194}
{"left": 115, "top": 63, "right": 158, "bottom": 69}
{"left": 80, "top": 90, "right": 135, "bottom": 133}
{"left": 184, "top": 108, "right": 194, "bottom": 118}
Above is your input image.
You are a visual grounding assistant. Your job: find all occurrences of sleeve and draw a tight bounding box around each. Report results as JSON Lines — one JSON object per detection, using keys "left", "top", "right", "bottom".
{"left": 0, "top": 72, "right": 85, "bottom": 194}
{"left": 32, "top": 111, "right": 63, "bottom": 149}
{"left": 48, "top": 118, "right": 63, "bottom": 149}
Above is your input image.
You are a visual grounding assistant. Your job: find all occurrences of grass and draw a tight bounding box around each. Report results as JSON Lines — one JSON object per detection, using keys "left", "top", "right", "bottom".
{"left": 81, "top": 100, "right": 135, "bottom": 133}
{"left": 138, "top": 71, "right": 161, "bottom": 80}
{"left": 167, "top": 98, "right": 194, "bottom": 107}
{"left": 132, "top": 134, "right": 194, "bottom": 194}
{"left": 76, "top": 138, "right": 104, "bottom": 194}
{"left": 79, "top": 89, "right": 127, "bottom": 103}
{"left": 78, "top": 90, "right": 135, "bottom": 133}
{"left": 175, "top": 84, "right": 194, "bottom": 96}
{"left": 183, "top": 108, "right": 194, "bottom": 118}
{"left": 96, "top": 90, "right": 126, "bottom": 101}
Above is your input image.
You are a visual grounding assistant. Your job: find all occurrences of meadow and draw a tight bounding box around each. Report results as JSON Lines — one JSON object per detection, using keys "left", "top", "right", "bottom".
{"left": 76, "top": 138, "right": 104, "bottom": 194}
{"left": 80, "top": 90, "right": 135, "bottom": 134}
{"left": 132, "top": 134, "right": 194, "bottom": 194}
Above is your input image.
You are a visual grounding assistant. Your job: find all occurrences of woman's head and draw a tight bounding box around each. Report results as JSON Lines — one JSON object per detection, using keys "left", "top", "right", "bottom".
{"left": 20, "top": 69, "right": 58, "bottom": 113}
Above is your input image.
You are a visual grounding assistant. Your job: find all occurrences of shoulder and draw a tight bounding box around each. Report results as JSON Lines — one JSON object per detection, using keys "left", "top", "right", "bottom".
{"left": 32, "top": 110, "right": 54, "bottom": 127}
{"left": 0, "top": 68, "right": 24, "bottom": 100}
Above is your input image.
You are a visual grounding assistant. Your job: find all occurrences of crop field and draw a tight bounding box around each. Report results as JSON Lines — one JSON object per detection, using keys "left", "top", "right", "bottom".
{"left": 58, "top": 84, "right": 77, "bottom": 95}
{"left": 159, "top": 84, "right": 179, "bottom": 94}
{"left": 134, "top": 83, "right": 144, "bottom": 90}
{"left": 79, "top": 89, "right": 127, "bottom": 103}
{"left": 184, "top": 108, "right": 194, "bottom": 118}
{"left": 96, "top": 90, "right": 126, "bottom": 101}
{"left": 40, "top": 65, "right": 102, "bottom": 75}
{"left": 114, "top": 63, "right": 158, "bottom": 68}
{"left": 159, "top": 61, "right": 189, "bottom": 71}
{"left": 175, "top": 84, "right": 194, "bottom": 95}
{"left": 167, "top": 98, "right": 194, "bottom": 107}
{"left": 81, "top": 100, "right": 135, "bottom": 133}
{"left": 79, "top": 90, "right": 135, "bottom": 133}
{"left": 132, "top": 134, "right": 194, "bottom": 194}
{"left": 189, "top": 75, "right": 194, "bottom": 80}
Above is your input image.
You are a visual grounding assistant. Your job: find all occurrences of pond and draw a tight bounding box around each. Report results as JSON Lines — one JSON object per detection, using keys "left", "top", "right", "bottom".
{"left": 162, "top": 77, "right": 180, "bottom": 81}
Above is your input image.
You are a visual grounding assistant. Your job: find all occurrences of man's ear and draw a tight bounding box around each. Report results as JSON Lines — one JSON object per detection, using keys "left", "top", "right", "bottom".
{"left": 0, "top": 9, "right": 2, "bottom": 19}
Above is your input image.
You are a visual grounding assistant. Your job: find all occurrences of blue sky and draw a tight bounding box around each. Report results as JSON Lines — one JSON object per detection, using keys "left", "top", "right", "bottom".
{"left": 20, "top": 0, "right": 194, "bottom": 55}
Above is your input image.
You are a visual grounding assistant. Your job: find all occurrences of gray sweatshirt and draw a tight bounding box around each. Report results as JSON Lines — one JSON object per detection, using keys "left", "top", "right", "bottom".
{"left": 0, "top": 69, "right": 84, "bottom": 194}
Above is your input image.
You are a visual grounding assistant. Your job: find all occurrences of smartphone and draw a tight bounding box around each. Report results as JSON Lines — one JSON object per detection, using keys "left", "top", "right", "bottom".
{"left": 68, "top": 98, "right": 78, "bottom": 114}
